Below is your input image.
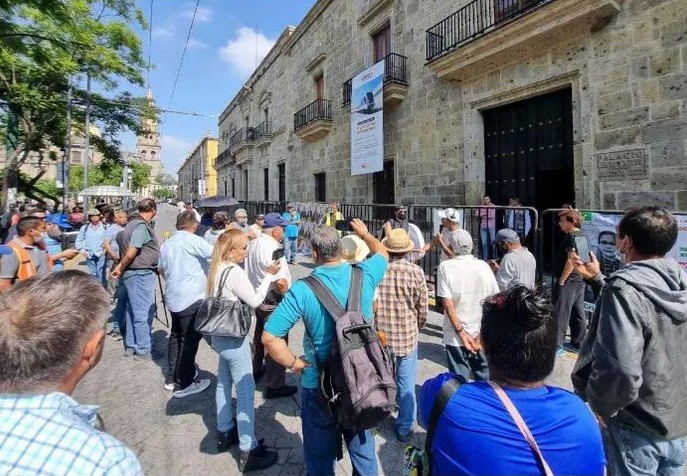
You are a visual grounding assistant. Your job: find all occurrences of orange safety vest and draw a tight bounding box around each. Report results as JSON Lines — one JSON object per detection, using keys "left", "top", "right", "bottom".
{"left": 8, "top": 241, "right": 37, "bottom": 282}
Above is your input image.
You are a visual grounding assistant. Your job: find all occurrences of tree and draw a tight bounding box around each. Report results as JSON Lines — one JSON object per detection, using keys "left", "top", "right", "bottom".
{"left": 0, "top": 0, "right": 153, "bottom": 207}
{"left": 128, "top": 160, "right": 150, "bottom": 191}
{"left": 153, "top": 187, "right": 175, "bottom": 200}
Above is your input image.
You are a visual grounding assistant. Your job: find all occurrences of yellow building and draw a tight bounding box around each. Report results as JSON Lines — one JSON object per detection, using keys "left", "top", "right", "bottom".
{"left": 177, "top": 135, "right": 218, "bottom": 202}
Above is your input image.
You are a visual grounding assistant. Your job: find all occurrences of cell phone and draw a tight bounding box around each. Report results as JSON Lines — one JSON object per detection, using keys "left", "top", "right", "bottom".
{"left": 335, "top": 220, "right": 352, "bottom": 232}
{"left": 272, "top": 248, "right": 285, "bottom": 261}
{"left": 573, "top": 235, "right": 591, "bottom": 263}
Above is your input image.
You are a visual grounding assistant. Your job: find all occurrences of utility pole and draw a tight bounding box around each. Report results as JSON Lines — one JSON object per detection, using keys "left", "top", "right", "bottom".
{"left": 63, "top": 80, "right": 73, "bottom": 210}
{"left": 82, "top": 71, "right": 91, "bottom": 211}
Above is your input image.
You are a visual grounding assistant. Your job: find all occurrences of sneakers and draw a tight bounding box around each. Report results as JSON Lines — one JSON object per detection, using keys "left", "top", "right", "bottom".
{"left": 216, "top": 424, "right": 239, "bottom": 453}
{"left": 556, "top": 347, "right": 566, "bottom": 358}
{"left": 107, "top": 330, "right": 123, "bottom": 341}
{"left": 133, "top": 351, "right": 164, "bottom": 361}
{"left": 173, "top": 379, "right": 211, "bottom": 398}
{"left": 238, "top": 439, "right": 278, "bottom": 473}
{"left": 124, "top": 348, "right": 135, "bottom": 357}
{"left": 263, "top": 385, "right": 297, "bottom": 399}
{"left": 163, "top": 382, "right": 175, "bottom": 391}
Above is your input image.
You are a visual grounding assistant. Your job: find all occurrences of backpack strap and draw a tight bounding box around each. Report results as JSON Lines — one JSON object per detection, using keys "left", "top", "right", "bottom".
{"left": 304, "top": 275, "right": 346, "bottom": 319}
{"left": 346, "top": 266, "right": 363, "bottom": 312}
{"left": 425, "top": 377, "right": 461, "bottom": 458}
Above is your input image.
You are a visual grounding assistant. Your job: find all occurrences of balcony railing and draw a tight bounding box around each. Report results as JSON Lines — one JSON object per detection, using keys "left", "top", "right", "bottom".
{"left": 229, "top": 128, "right": 246, "bottom": 150}
{"left": 342, "top": 53, "right": 409, "bottom": 106}
{"left": 294, "top": 99, "right": 332, "bottom": 131}
{"left": 214, "top": 148, "right": 233, "bottom": 168}
{"left": 426, "top": 0, "right": 550, "bottom": 62}
{"left": 253, "top": 121, "right": 272, "bottom": 141}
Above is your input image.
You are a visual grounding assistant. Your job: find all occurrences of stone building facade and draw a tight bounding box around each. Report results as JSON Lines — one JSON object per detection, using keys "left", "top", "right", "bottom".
{"left": 177, "top": 136, "right": 219, "bottom": 203}
{"left": 136, "top": 90, "right": 163, "bottom": 181}
{"left": 216, "top": 0, "right": 687, "bottom": 211}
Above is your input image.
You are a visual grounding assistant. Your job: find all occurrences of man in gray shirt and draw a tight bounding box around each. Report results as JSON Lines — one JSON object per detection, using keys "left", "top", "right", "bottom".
{"left": 489, "top": 228, "right": 536, "bottom": 290}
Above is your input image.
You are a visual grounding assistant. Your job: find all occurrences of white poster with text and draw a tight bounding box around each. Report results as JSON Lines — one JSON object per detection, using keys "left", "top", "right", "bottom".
{"left": 351, "top": 61, "right": 384, "bottom": 176}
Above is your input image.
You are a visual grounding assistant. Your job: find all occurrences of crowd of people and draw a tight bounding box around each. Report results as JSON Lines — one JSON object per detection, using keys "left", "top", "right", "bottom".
{"left": 0, "top": 198, "right": 685, "bottom": 476}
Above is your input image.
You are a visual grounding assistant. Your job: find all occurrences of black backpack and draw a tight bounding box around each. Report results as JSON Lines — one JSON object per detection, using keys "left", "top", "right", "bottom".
{"left": 303, "top": 266, "right": 397, "bottom": 432}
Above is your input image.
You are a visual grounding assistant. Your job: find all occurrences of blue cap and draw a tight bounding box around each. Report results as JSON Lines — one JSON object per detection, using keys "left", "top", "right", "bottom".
{"left": 263, "top": 212, "right": 290, "bottom": 228}
{"left": 0, "top": 245, "right": 13, "bottom": 256}
{"left": 46, "top": 213, "right": 73, "bottom": 230}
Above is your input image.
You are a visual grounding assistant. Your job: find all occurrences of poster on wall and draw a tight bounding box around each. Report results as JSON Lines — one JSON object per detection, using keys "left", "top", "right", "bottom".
{"left": 351, "top": 60, "right": 384, "bottom": 176}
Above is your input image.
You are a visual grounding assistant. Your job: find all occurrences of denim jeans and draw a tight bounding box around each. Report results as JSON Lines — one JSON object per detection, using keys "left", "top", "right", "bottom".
{"left": 301, "top": 387, "right": 378, "bottom": 476}
{"left": 87, "top": 254, "right": 108, "bottom": 288}
{"left": 395, "top": 347, "right": 418, "bottom": 436}
{"left": 480, "top": 227, "right": 495, "bottom": 260}
{"left": 110, "top": 279, "right": 127, "bottom": 336}
{"left": 284, "top": 236, "right": 298, "bottom": 263}
{"left": 121, "top": 271, "right": 156, "bottom": 355}
{"left": 603, "top": 418, "right": 686, "bottom": 476}
{"left": 212, "top": 335, "right": 257, "bottom": 452}
{"left": 446, "top": 345, "right": 489, "bottom": 382}
{"left": 554, "top": 279, "right": 587, "bottom": 347}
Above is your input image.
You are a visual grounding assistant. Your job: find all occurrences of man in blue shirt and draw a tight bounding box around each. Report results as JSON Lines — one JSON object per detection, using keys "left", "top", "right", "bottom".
{"left": 420, "top": 286, "right": 605, "bottom": 476}
{"left": 0, "top": 271, "right": 143, "bottom": 475}
{"left": 76, "top": 209, "right": 109, "bottom": 287}
{"left": 281, "top": 203, "right": 300, "bottom": 264}
{"left": 104, "top": 210, "right": 129, "bottom": 341}
{"left": 262, "top": 219, "right": 388, "bottom": 476}
{"left": 159, "top": 211, "right": 213, "bottom": 398}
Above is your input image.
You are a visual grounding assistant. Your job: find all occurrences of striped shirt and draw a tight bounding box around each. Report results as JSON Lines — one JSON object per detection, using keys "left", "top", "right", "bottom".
{"left": 0, "top": 392, "right": 142, "bottom": 476}
{"left": 375, "top": 257, "right": 428, "bottom": 356}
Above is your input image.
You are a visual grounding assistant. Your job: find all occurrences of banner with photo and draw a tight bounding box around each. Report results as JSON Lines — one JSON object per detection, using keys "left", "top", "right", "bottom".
{"left": 351, "top": 61, "right": 384, "bottom": 176}
{"left": 581, "top": 211, "right": 687, "bottom": 272}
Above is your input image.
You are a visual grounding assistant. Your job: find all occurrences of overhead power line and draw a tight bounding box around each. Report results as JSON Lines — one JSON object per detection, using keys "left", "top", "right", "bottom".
{"left": 167, "top": 0, "right": 200, "bottom": 111}
{"left": 147, "top": 0, "right": 154, "bottom": 90}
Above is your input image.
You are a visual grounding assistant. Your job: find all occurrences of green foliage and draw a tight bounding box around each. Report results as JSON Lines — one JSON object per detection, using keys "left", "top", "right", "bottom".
{"left": 0, "top": 0, "right": 153, "bottom": 173}
{"left": 128, "top": 160, "right": 150, "bottom": 191}
{"left": 153, "top": 187, "right": 175, "bottom": 200}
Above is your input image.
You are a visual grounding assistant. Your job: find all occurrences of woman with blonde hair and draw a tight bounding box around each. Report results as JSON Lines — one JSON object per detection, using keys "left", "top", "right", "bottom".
{"left": 207, "top": 229, "right": 280, "bottom": 472}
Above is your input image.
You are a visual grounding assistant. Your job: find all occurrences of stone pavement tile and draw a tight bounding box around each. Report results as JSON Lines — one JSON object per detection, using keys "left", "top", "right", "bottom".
{"left": 73, "top": 259, "right": 579, "bottom": 476}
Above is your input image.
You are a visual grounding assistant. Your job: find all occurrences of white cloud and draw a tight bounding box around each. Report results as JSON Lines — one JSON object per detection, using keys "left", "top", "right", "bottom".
{"left": 219, "top": 27, "right": 275, "bottom": 77}
{"left": 187, "top": 38, "right": 208, "bottom": 49}
{"left": 152, "top": 26, "right": 173, "bottom": 37}
{"left": 181, "top": 4, "right": 213, "bottom": 23}
{"left": 161, "top": 135, "right": 194, "bottom": 173}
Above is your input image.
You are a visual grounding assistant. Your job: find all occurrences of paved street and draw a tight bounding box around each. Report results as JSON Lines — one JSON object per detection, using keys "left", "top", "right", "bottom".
{"left": 73, "top": 203, "right": 578, "bottom": 476}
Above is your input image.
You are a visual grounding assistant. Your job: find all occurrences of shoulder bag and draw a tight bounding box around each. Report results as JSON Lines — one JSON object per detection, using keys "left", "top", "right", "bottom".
{"left": 195, "top": 266, "right": 252, "bottom": 337}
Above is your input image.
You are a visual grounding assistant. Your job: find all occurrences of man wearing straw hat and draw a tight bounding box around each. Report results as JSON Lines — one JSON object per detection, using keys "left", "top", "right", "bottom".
{"left": 376, "top": 228, "right": 428, "bottom": 442}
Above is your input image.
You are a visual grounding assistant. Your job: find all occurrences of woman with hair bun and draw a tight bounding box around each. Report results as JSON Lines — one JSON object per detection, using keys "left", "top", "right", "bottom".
{"left": 419, "top": 286, "right": 605, "bottom": 475}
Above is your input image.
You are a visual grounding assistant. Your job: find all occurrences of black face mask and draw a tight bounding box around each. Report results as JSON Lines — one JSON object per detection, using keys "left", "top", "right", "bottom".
{"left": 396, "top": 212, "right": 407, "bottom": 220}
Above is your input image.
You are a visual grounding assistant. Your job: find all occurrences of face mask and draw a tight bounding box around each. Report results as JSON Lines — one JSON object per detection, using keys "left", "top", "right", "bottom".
{"left": 614, "top": 249, "right": 626, "bottom": 264}
{"left": 396, "top": 212, "right": 406, "bottom": 220}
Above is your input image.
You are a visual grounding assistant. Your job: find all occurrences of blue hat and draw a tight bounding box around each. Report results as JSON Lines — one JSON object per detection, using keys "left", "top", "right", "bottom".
{"left": 47, "top": 213, "right": 73, "bottom": 230}
{"left": 0, "top": 245, "right": 13, "bottom": 256}
{"left": 263, "top": 212, "right": 290, "bottom": 228}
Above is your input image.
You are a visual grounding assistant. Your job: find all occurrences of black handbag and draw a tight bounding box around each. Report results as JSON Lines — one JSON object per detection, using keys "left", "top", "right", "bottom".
{"left": 195, "top": 266, "right": 252, "bottom": 337}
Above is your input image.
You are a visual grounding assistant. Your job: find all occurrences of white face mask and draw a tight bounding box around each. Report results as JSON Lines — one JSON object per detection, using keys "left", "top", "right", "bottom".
{"left": 614, "top": 249, "right": 626, "bottom": 264}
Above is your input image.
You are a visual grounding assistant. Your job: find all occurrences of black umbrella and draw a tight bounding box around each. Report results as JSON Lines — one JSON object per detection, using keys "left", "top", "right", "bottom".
{"left": 196, "top": 195, "right": 240, "bottom": 208}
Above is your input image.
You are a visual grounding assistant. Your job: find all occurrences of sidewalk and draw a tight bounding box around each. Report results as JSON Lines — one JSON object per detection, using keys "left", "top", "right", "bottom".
{"left": 73, "top": 259, "right": 578, "bottom": 476}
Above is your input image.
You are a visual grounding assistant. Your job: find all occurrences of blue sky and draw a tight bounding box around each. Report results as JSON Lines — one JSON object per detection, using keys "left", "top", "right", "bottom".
{"left": 121, "top": 0, "right": 316, "bottom": 175}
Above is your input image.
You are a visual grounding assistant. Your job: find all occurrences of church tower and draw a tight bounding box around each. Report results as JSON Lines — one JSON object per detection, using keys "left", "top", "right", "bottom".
{"left": 136, "top": 89, "right": 163, "bottom": 181}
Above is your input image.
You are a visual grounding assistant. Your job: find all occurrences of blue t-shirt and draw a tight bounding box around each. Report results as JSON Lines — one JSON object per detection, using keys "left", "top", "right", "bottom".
{"left": 265, "top": 254, "right": 388, "bottom": 389}
{"left": 281, "top": 212, "right": 300, "bottom": 239}
{"left": 420, "top": 373, "right": 605, "bottom": 476}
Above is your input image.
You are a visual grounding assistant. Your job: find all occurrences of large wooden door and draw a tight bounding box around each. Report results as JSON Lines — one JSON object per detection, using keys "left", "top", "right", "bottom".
{"left": 484, "top": 88, "right": 574, "bottom": 212}
{"left": 373, "top": 161, "right": 395, "bottom": 205}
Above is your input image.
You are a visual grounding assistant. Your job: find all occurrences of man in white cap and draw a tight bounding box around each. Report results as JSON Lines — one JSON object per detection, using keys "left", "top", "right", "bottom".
{"left": 489, "top": 228, "right": 537, "bottom": 291}
{"left": 419, "top": 207, "right": 461, "bottom": 262}
{"left": 376, "top": 228, "right": 427, "bottom": 442}
{"left": 437, "top": 229, "right": 499, "bottom": 382}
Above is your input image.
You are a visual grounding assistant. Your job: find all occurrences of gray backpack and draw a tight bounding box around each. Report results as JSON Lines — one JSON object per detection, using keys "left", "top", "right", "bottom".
{"left": 304, "top": 266, "right": 397, "bottom": 431}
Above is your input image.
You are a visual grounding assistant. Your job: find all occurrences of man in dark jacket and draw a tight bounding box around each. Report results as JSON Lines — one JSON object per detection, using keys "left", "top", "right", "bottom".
{"left": 572, "top": 206, "right": 687, "bottom": 476}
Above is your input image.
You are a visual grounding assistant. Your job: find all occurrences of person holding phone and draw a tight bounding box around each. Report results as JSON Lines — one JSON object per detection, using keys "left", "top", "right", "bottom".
{"left": 553, "top": 209, "right": 587, "bottom": 356}
{"left": 244, "top": 213, "right": 296, "bottom": 399}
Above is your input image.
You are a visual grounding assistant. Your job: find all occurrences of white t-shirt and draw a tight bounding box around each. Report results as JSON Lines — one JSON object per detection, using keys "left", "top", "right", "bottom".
{"left": 212, "top": 263, "right": 271, "bottom": 307}
{"left": 439, "top": 228, "right": 459, "bottom": 262}
{"left": 437, "top": 255, "right": 499, "bottom": 347}
{"left": 245, "top": 233, "right": 291, "bottom": 296}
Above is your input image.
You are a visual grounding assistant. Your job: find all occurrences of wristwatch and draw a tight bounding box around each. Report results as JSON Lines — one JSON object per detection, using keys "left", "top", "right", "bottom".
{"left": 288, "top": 355, "right": 299, "bottom": 371}
{"left": 455, "top": 325, "right": 464, "bottom": 333}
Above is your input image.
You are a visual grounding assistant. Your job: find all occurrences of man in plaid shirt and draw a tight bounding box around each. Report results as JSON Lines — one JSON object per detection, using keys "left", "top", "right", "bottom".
{"left": 376, "top": 227, "right": 428, "bottom": 442}
{"left": 0, "top": 271, "right": 142, "bottom": 475}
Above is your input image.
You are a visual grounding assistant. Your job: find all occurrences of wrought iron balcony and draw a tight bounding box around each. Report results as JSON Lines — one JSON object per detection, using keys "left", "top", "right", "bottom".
{"left": 214, "top": 148, "right": 233, "bottom": 169}
{"left": 294, "top": 99, "right": 333, "bottom": 141}
{"left": 253, "top": 121, "right": 273, "bottom": 146}
{"left": 425, "top": 0, "right": 622, "bottom": 80}
{"left": 229, "top": 127, "right": 254, "bottom": 154}
{"left": 342, "top": 53, "right": 409, "bottom": 106}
